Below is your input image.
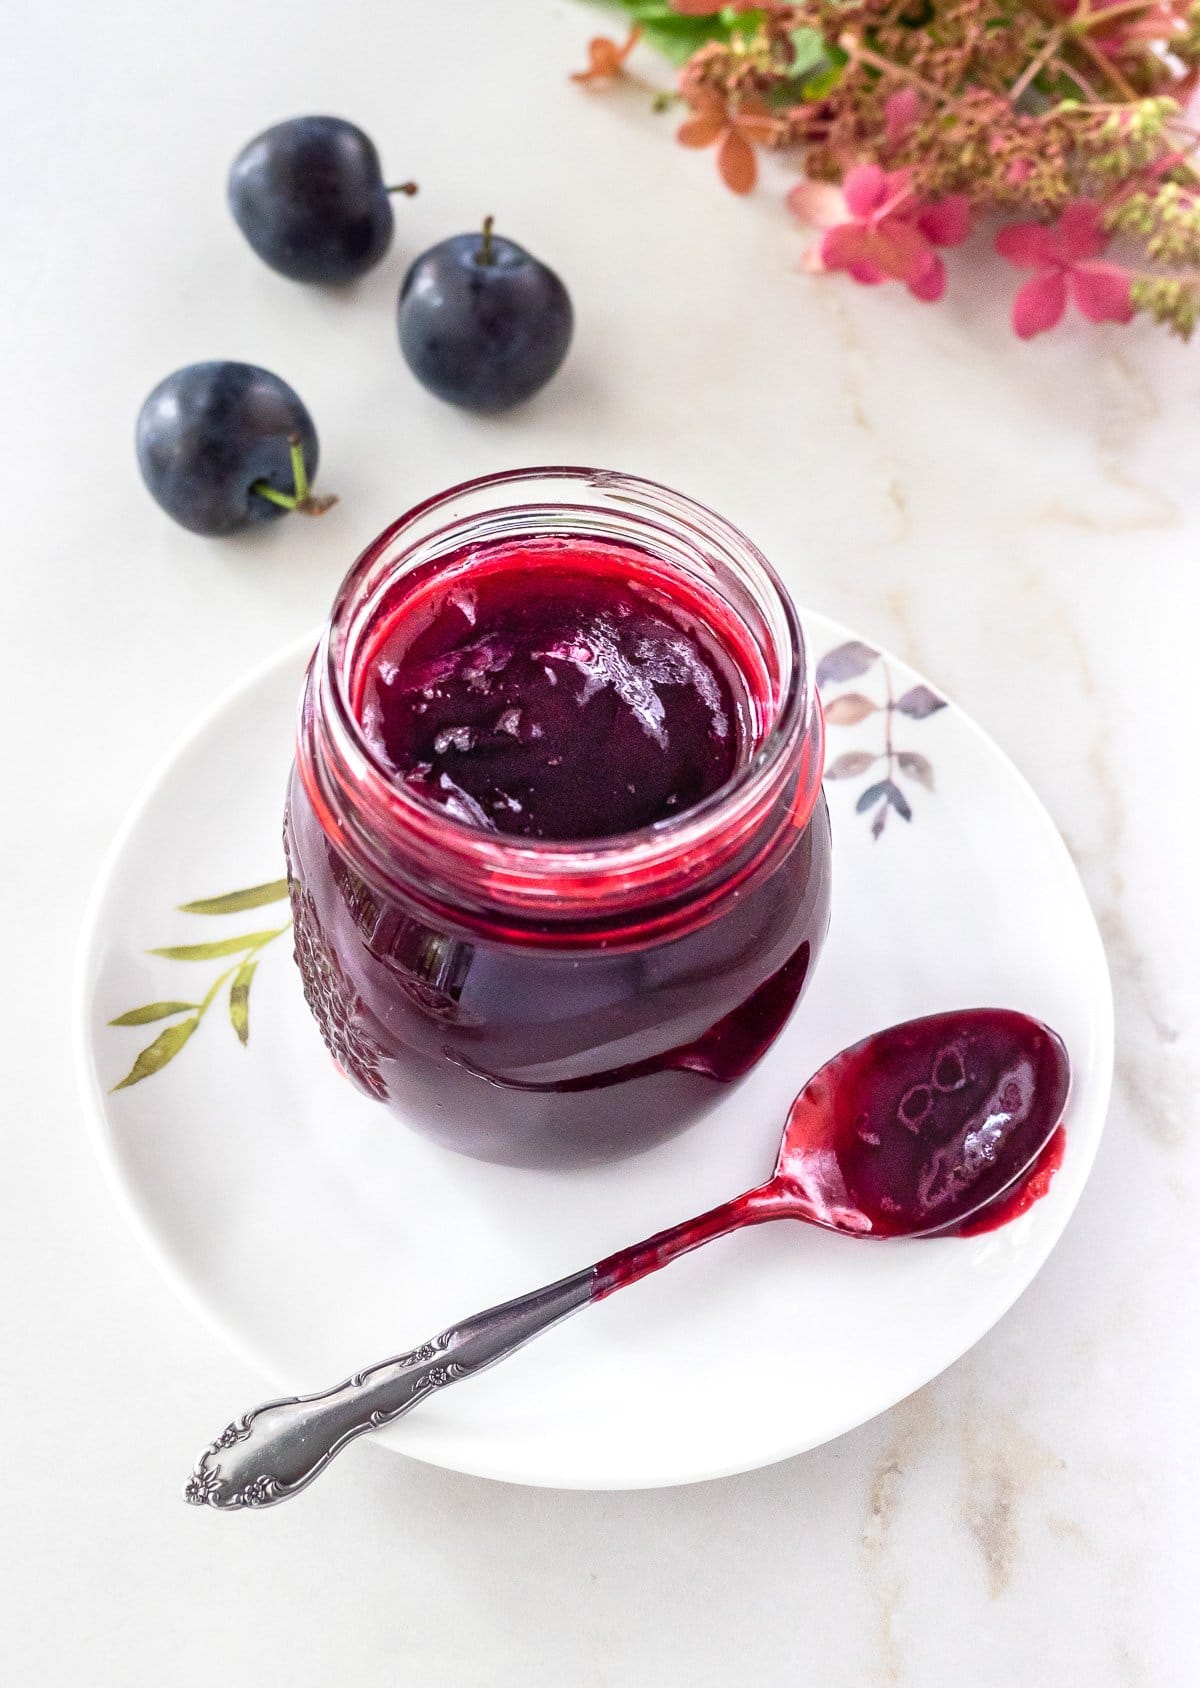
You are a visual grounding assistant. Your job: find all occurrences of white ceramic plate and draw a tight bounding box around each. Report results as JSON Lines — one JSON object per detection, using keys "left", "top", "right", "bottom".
{"left": 75, "top": 617, "right": 1113, "bottom": 1489}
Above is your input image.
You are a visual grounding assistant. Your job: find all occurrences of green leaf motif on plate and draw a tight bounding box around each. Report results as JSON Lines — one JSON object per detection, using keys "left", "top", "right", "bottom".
{"left": 149, "top": 927, "right": 289, "bottom": 962}
{"left": 109, "top": 1000, "right": 199, "bottom": 1026}
{"left": 110, "top": 875, "right": 292, "bottom": 1091}
{"left": 178, "top": 878, "right": 290, "bottom": 915}
{"left": 112, "top": 1017, "right": 199, "bottom": 1090}
{"left": 229, "top": 959, "right": 258, "bottom": 1046}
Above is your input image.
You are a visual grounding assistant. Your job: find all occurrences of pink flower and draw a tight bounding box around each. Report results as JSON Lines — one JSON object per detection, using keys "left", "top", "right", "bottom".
{"left": 995, "top": 201, "right": 1133, "bottom": 338}
{"left": 884, "top": 88, "right": 924, "bottom": 147}
{"left": 788, "top": 164, "right": 971, "bottom": 302}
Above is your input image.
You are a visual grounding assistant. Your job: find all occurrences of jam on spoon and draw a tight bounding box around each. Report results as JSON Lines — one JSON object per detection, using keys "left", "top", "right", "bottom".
{"left": 185, "top": 1008, "right": 1070, "bottom": 1510}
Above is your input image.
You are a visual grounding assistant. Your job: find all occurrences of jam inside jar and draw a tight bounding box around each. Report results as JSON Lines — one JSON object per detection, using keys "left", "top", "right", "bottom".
{"left": 284, "top": 468, "right": 832, "bottom": 1166}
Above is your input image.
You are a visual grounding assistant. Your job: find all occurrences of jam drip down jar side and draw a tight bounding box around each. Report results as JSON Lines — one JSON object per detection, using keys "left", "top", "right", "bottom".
{"left": 283, "top": 468, "right": 832, "bottom": 1167}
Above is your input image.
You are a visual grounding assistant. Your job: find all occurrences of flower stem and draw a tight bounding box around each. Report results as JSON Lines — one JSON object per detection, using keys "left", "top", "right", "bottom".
{"left": 838, "top": 33, "right": 949, "bottom": 104}
{"left": 1069, "top": 0, "right": 1160, "bottom": 31}
{"left": 1018, "top": 0, "right": 1140, "bottom": 99}
{"left": 1049, "top": 55, "right": 1101, "bottom": 101}
{"left": 1074, "top": 34, "right": 1139, "bottom": 100}
{"left": 1010, "top": 28, "right": 1066, "bottom": 105}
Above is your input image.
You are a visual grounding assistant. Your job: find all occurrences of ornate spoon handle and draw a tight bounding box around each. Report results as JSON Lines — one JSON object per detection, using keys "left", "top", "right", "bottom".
{"left": 185, "top": 1186, "right": 770, "bottom": 1511}
{"left": 183, "top": 1268, "right": 595, "bottom": 1509}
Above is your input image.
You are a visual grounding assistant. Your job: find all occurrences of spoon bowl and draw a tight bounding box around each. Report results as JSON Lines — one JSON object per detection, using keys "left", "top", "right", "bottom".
{"left": 773, "top": 1008, "right": 1071, "bottom": 1239}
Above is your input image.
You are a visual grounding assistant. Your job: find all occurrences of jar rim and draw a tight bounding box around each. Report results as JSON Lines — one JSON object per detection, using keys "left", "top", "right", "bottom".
{"left": 305, "top": 467, "right": 823, "bottom": 926}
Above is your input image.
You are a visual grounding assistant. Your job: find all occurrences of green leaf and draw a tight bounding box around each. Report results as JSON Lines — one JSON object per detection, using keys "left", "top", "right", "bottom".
{"left": 800, "top": 55, "right": 847, "bottom": 102}
{"left": 111, "top": 1017, "right": 199, "bottom": 1090}
{"left": 229, "top": 959, "right": 257, "bottom": 1046}
{"left": 765, "top": 28, "right": 846, "bottom": 105}
{"left": 149, "top": 927, "right": 286, "bottom": 961}
{"left": 178, "top": 878, "right": 289, "bottom": 915}
{"left": 721, "top": 4, "right": 764, "bottom": 32}
{"left": 584, "top": 0, "right": 735, "bottom": 62}
{"left": 788, "top": 27, "right": 828, "bottom": 80}
{"left": 109, "top": 1000, "right": 198, "bottom": 1026}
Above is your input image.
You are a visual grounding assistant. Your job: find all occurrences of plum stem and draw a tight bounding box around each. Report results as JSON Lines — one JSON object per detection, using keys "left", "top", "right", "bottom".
{"left": 385, "top": 180, "right": 419, "bottom": 196}
{"left": 251, "top": 435, "right": 338, "bottom": 517}
{"left": 288, "top": 433, "right": 310, "bottom": 503}
{"left": 478, "top": 214, "right": 495, "bottom": 265}
{"left": 251, "top": 483, "right": 297, "bottom": 511}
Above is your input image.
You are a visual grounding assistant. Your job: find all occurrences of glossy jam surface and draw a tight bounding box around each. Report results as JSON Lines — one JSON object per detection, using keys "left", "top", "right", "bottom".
{"left": 355, "top": 541, "right": 753, "bottom": 841}
{"left": 779, "top": 1009, "right": 1070, "bottom": 1238}
{"left": 958, "top": 1125, "right": 1066, "bottom": 1235}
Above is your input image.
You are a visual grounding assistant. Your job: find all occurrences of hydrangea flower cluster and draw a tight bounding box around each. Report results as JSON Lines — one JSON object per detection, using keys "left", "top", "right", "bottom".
{"left": 573, "top": 1, "right": 1200, "bottom": 338}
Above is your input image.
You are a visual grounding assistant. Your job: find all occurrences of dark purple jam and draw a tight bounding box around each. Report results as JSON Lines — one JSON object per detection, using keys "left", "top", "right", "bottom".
{"left": 285, "top": 530, "right": 832, "bottom": 1166}
{"left": 356, "top": 558, "right": 749, "bottom": 841}
{"left": 775, "top": 1008, "right": 1071, "bottom": 1238}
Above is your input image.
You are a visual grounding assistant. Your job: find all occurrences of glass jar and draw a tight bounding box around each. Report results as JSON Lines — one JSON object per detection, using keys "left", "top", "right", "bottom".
{"left": 284, "top": 468, "right": 831, "bottom": 1166}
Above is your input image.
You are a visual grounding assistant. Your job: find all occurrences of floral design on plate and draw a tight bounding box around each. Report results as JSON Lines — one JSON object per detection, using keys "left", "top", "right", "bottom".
{"left": 817, "top": 640, "right": 947, "bottom": 838}
{"left": 108, "top": 878, "right": 293, "bottom": 1089}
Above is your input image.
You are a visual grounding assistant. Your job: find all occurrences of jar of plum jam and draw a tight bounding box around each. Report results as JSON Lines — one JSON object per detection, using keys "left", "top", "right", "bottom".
{"left": 284, "top": 468, "right": 831, "bottom": 1166}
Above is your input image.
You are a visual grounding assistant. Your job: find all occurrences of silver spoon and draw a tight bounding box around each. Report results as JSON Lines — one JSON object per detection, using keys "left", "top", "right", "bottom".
{"left": 183, "top": 1008, "right": 1069, "bottom": 1509}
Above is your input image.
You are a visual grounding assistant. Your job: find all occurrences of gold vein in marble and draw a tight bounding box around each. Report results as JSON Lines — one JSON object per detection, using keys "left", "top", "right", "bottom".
{"left": 1035, "top": 351, "right": 1180, "bottom": 535}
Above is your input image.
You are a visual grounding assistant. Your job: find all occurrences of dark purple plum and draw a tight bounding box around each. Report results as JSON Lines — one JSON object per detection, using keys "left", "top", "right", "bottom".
{"left": 229, "top": 116, "right": 410, "bottom": 284}
{"left": 397, "top": 219, "right": 573, "bottom": 412}
{"left": 135, "top": 362, "right": 329, "bottom": 537}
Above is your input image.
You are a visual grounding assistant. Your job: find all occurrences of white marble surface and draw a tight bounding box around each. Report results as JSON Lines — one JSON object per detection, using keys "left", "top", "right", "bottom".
{"left": 2, "top": 1, "right": 1196, "bottom": 1682}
